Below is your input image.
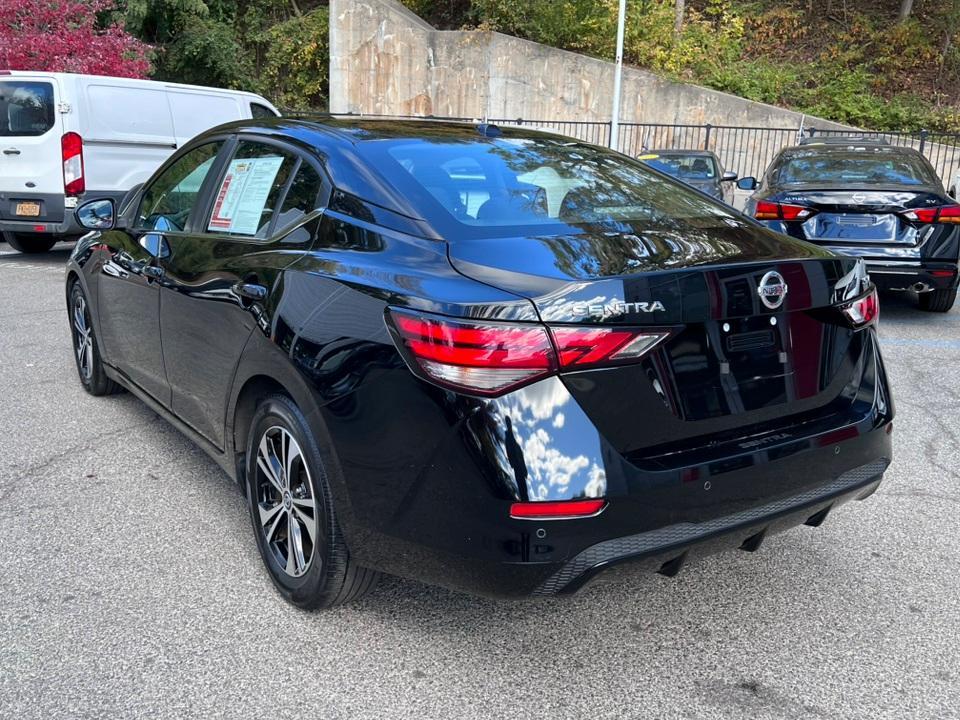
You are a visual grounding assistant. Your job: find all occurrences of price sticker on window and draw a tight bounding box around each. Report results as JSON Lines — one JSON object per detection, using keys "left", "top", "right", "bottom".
{"left": 208, "top": 156, "right": 284, "bottom": 235}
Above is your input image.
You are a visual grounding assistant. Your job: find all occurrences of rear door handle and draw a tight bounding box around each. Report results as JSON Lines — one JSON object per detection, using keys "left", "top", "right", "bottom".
{"left": 234, "top": 282, "right": 267, "bottom": 301}
{"left": 3, "top": 148, "right": 20, "bottom": 156}
{"left": 143, "top": 265, "right": 164, "bottom": 280}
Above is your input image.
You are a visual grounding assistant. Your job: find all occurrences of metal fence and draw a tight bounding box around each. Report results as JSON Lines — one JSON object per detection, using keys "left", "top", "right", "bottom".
{"left": 331, "top": 112, "right": 960, "bottom": 187}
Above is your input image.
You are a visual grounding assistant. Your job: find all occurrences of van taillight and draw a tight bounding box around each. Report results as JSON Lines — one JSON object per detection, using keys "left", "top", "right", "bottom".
{"left": 62, "top": 132, "right": 84, "bottom": 196}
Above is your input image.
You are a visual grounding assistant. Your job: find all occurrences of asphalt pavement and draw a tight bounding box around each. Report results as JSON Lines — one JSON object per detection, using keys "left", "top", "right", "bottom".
{"left": 1, "top": 243, "right": 958, "bottom": 719}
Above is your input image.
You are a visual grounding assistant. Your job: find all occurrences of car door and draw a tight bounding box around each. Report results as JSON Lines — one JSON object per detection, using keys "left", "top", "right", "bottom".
{"left": 158, "top": 135, "right": 329, "bottom": 448}
{"left": 97, "top": 140, "right": 228, "bottom": 405}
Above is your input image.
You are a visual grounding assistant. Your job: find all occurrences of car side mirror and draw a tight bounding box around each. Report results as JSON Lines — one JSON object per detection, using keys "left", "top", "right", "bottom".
{"left": 721, "top": 171, "right": 738, "bottom": 182}
{"left": 76, "top": 199, "right": 116, "bottom": 230}
{"left": 736, "top": 177, "right": 758, "bottom": 191}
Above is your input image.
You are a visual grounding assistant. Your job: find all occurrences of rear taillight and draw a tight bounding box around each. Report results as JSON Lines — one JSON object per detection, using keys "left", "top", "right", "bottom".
{"left": 755, "top": 201, "right": 816, "bottom": 222}
{"left": 840, "top": 288, "right": 879, "bottom": 328}
{"left": 510, "top": 499, "right": 606, "bottom": 520}
{"left": 61, "top": 132, "right": 84, "bottom": 196}
{"left": 387, "top": 309, "right": 671, "bottom": 396}
{"left": 902, "top": 205, "right": 960, "bottom": 224}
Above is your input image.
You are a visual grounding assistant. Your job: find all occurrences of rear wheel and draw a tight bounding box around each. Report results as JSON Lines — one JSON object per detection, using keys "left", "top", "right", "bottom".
{"left": 246, "top": 394, "right": 380, "bottom": 609}
{"left": 3, "top": 232, "right": 57, "bottom": 254}
{"left": 918, "top": 288, "right": 957, "bottom": 313}
{"left": 69, "top": 282, "right": 120, "bottom": 396}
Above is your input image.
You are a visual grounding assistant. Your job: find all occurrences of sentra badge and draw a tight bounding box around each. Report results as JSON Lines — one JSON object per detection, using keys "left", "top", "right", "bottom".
{"left": 573, "top": 299, "right": 666, "bottom": 319}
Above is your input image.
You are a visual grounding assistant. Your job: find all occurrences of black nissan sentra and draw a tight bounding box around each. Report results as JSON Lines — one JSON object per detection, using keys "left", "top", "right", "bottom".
{"left": 65, "top": 119, "right": 893, "bottom": 608}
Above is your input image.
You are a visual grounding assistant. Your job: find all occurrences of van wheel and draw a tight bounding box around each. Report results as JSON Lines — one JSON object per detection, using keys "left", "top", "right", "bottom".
{"left": 3, "top": 232, "right": 57, "bottom": 254}
{"left": 918, "top": 288, "right": 957, "bottom": 312}
{"left": 246, "top": 394, "right": 380, "bottom": 609}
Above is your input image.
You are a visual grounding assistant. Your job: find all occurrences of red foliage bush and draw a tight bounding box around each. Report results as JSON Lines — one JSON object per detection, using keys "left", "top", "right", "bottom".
{"left": 0, "top": 0, "right": 151, "bottom": 78}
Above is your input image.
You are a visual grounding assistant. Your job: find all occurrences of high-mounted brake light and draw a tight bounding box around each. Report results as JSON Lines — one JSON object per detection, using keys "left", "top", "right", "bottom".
{"left": 755, "top": 201, "right": 816, "bottom": 222}
{"left": 510, "top": 499, "right": 606, "bottom": 520}
{"left": 61, "top": 132, "right": 84, "bottom": 196}
{"left": 387, "top": 309, "right": 671, "bottom": 396}
{"left": 902, "top": 205, "right": 960, "bottom": 224}
{"left": 841, "top": 288, "right": 879, "bottom": 328}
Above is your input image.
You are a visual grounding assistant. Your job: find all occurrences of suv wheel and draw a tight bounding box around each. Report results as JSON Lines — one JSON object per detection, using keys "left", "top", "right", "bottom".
{"left": 3, "top": 232, "right": 57, "bottom": 254}
{"left": 246, "top": 394, "right": 380, "bottom": 609}
{"left": 918, "top": 288, "right": 957, "bottom": 313}
{"left": 69, "top": 282, "right": 120, "bottom": 396}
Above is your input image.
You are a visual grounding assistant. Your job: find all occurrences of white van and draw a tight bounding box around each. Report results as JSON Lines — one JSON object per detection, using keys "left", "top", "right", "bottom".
{"left": 0, "top": 71, "right": 279, "bottom": 253}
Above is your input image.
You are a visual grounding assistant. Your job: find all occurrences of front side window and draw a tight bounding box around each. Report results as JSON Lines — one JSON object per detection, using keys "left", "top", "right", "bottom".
{"left": 206, "top": 141, "right": 297, "bottom": 237}
{"left": 360, "top": 136, "right": 737, "bottom": 239}
{"left": 274, "top": 163, "right": 325, "bottom": 230}
{"left": 251, "top": 102, "right": 277, "bottom": 119}
{"left": 138, "top": 142, "right": 224, "bottom": 232}
{"left": 0, "top": 81, "right": 55, "bottom": 137}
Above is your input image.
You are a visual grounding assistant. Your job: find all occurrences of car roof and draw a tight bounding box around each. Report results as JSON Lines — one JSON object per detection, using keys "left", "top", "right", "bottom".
{"left": 778, "top": 143, "right": 925, "bottom": 159}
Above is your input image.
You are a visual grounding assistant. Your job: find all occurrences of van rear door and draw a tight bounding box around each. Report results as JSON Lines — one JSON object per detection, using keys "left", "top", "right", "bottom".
{"left": 0, "top": 74, "right": 65, "bottom": 224}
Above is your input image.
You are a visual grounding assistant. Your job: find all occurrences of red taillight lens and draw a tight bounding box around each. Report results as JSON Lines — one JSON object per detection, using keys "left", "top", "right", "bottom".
{"left": 390, "top": 312, "right": 555, "bottom": 395}
{"left": 550, "top": 326, "right": 670, "bottom": 368}
{"left": 902, "top": 205, "right": 960, "bottom": 224}
{"left": 388, "top": 309, "right": 671, "bottom": 396}
{"left": 510, "top": 499, "right": 606, "bottom": 519}
{"left": 754, "top": 201, "right": 815, "bottom": 221}
{"left": 61, "top": 132, "right": 84, "bottom": 196}
{"left": 841, "top": 289, "right": 879, "bottom": 328}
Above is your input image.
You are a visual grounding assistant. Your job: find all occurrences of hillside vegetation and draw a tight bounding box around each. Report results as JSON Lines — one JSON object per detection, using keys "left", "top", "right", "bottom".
{"left": 108, "top": 0, "right": 960, "bottom": 131}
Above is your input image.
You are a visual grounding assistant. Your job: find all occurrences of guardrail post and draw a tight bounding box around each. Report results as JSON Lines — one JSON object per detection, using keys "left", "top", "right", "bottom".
{"left": 704, "top": 123, "right": 712, "bottom": 150}
{"left": 919, "top": 129, "right": 928, "bottom": 154}
{"left": 806, "top": 127, "right": 817, "bottom": 138}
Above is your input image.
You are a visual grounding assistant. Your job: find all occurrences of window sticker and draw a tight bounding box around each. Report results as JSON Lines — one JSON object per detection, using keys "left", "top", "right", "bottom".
{"left": 208, "top": 156, "right": 284, "bottom": 235}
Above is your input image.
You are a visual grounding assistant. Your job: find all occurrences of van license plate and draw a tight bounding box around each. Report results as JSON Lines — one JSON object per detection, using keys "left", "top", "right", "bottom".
{"left": 15, "top": 202, "right": 40, "bottom": 217}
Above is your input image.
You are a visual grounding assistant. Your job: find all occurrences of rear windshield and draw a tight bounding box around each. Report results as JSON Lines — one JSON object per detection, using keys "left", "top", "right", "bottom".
{"left": 643, "top": 154, "right": 718, "bottom": 180}
{"left": 777, "top": 151, "right": 936, "bottom": 186}
{"left": 360, "top": 136, "right": 737, "bottom": 238}
{"left": 0, "top": 81, "right": 55, "bottom": 137}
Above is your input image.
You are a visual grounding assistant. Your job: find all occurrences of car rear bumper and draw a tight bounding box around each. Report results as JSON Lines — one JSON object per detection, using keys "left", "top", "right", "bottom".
{"left": 865, "top": 260, "right": 959, "bottom": 292}
{"left": 333, "top": 363, "right": 893, "bottom": 599}
{"left": 0, "top": 190, "right": 126, "bottom": 239}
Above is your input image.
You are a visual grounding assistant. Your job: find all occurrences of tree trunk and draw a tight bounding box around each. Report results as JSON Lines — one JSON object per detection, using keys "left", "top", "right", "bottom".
{"left": 674, "top": 0, "right": 685, "bottom": 39}
{"left": 898, "top": 0, "right": 914, "bottom": 23}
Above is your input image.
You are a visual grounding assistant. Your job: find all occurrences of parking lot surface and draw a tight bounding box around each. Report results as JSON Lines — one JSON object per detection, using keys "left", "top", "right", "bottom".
{"left": 1, "top": 243, "right": 958, "bottom": 719}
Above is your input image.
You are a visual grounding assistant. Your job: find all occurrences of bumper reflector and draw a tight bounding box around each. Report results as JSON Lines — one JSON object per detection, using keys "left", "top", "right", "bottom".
{"left": 510, "top": 499, "right": 606, "bottom": 520}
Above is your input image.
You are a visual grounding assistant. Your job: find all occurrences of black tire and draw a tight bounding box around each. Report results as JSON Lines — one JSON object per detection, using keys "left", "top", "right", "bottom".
{"left": 3, "top": 232, "right": 57, "bottom": 254}
{"left": 245, "top": 394, "right": 380, "bottom": 609}
{"left": 918, "top": 288, "right": 957, "bottom": 313}
{"left": 68, "top": 281, "right": 120, "bottom": 396}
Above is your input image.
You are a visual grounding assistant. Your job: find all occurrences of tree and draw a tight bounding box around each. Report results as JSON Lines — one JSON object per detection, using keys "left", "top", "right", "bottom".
{"left": 0, "top": 0, "right": 151, "bottom": 77}
{"left": 898, "top": 0, "right": 914, "bottom": 22}
{"left": 674, "top": 0, "right": 686, "bottom": 39}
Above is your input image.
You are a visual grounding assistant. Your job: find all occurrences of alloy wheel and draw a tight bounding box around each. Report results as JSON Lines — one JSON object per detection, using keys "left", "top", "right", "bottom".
{"left": 255, "top": 426, "right": 318, "bottom": 578}
{"left": 72, "top": 293, "right": 93, "bottom": 381}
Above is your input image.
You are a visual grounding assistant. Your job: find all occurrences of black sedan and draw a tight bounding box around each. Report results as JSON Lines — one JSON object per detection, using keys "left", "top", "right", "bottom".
{"left": 740, "top": 138, "right": 960, "bottom": 312}
{"left": 65, "top": 119, "right": 893, "bottom": 608}
{"left": 639, "top": 149, "right": 738, "bottom": 203}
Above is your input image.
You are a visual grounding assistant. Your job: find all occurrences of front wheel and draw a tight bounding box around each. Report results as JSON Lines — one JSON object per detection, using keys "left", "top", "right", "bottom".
{"left": 246, "top": 394, "right": 380, "bottom": 609}
{"left": 69, "top": 282, "right": 119, "bottom": 396}
{"left": 3, "top": 232, "right": 57, "bottom": 254}
{"left": 918, "top": 288, "right": 957, "bottom": 313}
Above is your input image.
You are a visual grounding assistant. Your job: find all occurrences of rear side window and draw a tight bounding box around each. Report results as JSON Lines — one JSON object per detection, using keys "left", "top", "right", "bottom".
{"left": 138, "top": 142, "right": 224, "bottom": 232}
{"left": 274, "top": 163, "right": 324, "bottom": 229}
{"left": 777, "top": 151, "right": 936, "bottom": 186}
{"left": 206, "top": 141, "right": 297, "bottom": 237}
{"left": 0, "top": 81, "right": 55, "bottom": 137}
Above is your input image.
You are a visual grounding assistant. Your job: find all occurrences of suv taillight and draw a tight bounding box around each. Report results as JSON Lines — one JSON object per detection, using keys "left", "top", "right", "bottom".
{"left": 62, "top": 132, "right": 84, "bottom": 196}
{"left": 387, "top": 309, "right": 671, "bottom": 396}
